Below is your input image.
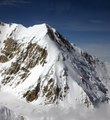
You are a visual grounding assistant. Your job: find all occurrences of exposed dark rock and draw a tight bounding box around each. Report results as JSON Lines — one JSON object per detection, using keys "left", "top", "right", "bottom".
{"left": 6, "top": 62, "right": 20, "bottom": 75}
{"left": 23, "top": 89, "right": 38, "bottom": 102}
{"left": 82, "top": 52, "right": 95, "bottom": 65}
{"left": 4, "top": 38, "right": 18, "bottom": 52}
{"left": 1, "top": 38, "right": 20, "bottom": 60}
{"left": 0, "top": 55, "right": 8, "bottom": 63}
{"left": 19, "top": 42, "right": 47, "bottom": 68}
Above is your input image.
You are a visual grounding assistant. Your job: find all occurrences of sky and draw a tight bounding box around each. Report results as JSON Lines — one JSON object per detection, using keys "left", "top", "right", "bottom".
{"left": 0, "top": 0, "right": 110, "bottom": 62}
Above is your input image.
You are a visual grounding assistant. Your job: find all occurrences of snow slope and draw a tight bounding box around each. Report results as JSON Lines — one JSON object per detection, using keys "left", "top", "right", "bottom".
{"left": 0, "top": 22, "right": 110, "bottom": 112}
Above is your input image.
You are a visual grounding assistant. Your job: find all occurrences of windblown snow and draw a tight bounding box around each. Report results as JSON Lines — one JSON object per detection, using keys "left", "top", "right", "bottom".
{"left": 0, "top": 22, "right": 110, "bottom": 120}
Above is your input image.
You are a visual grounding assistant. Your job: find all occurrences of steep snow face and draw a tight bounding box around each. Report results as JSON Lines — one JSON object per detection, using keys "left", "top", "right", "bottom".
{"left": 0, "top": 22, "right": 110, "bottom": 108}
{"left": 0, "top": 105, "right": 25, "bottom": 120}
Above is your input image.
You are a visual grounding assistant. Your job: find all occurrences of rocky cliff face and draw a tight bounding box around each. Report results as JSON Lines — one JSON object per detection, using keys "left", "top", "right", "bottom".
{"left": 0, "top": 22, "right": 110, "bottom": 108}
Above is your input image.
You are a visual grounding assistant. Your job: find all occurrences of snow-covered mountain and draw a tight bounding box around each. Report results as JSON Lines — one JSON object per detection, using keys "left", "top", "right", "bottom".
{"left": 0, "top": 22, "right": 110, "bottom": 109}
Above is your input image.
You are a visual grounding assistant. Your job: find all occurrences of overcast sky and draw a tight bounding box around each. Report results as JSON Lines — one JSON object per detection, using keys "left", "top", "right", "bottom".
{"left": 0, "top": 0, "right": 110, "bottom": 62}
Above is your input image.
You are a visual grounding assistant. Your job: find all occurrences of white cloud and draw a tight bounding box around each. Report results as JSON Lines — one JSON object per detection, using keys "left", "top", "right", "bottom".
{"left": 0, "top": 0, "right": 31, "bottom": 6}
{"left": 90, "top": 20, "right": 104, "bottom": 24}
{"left": 27, "top": 104, "right": 110, "bottom": 120}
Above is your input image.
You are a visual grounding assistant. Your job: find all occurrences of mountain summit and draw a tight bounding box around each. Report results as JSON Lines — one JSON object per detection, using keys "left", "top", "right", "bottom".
{"left": 0, "top": 22, "right": 110, "bottom": 108}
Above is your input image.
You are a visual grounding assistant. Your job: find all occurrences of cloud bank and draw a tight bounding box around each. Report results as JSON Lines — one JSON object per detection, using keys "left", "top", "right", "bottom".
{"left": 0, "top": 85, "right": 110, "bottom": 120}
{"left": 27, "top": 103, "right": 110, "bottom": 120}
